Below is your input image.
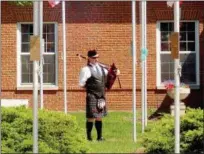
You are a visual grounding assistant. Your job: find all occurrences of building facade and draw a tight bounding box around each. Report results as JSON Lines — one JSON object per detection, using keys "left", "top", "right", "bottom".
{"left": 1, "top": 1, "right": 204, "bottom": 111}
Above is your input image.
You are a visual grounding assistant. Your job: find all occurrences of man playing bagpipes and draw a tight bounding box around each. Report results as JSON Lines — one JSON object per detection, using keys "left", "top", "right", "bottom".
{"left": 78, "top": 50, "right": 120, "bottom": 141}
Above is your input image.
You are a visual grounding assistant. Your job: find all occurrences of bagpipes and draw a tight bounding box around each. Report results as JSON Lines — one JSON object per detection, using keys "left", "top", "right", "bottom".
{"left": 76, "top": 54, "right": 121, "bottom": 90}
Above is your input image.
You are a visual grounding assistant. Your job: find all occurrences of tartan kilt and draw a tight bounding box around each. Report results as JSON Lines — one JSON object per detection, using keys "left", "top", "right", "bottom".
{"left": 86, "top": 93, "right": 107, "bottom": 118}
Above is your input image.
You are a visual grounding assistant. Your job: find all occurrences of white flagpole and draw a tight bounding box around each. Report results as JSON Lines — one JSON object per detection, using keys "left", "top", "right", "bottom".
{"left": 174, "top": 1, "right": 180, "bottom": 153}
{"left": 144, "top": 0, "right": 147, "bottom": 127}
{"left": 0, "top": 1, "right": 2, "bottom": 153}
{"left": 140, "top": 0, "right": 147, "bottom": 132}
{"left": 33, "top": 1, "right": 39, "bottom": 153}
{"left": 140, "top": 1, "right": 144, "bottom": 133}
{"left": 40, "top": 0, "right": 44, "bottom": 110}
{"left": 132, "top": 0, "right": 137, "bottom": 142}
{"left": 62, "top": 0, "right": 67, "bottom": 114}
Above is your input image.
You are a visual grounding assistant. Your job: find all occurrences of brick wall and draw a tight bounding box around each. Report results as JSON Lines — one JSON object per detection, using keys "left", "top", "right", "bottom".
{"left": 1, "top": 1, "right": 204, "bottom": 112}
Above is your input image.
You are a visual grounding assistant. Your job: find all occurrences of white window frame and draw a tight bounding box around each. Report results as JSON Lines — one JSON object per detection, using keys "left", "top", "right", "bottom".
{"left": 156, "top": 20, "right": 200, "bottom": 89}
{"left": 16, "top": 22, "right": 58, "bottom": 90}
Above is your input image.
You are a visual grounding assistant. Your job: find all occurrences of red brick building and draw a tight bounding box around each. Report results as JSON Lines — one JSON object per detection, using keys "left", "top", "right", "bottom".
{"left": 1, "top": 1, "right": 203, "bottom": 112}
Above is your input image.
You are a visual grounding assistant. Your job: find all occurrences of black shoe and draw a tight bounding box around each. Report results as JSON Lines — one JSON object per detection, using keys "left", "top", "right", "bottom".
{"left": 87, "top": 137, "right": 93, "bottom": 141}
{"left": 97, "top": 137, "right": 105, "bottom": 141}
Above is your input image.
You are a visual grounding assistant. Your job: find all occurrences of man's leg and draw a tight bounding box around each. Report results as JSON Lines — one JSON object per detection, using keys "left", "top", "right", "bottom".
{"left": 95, "top": 118, "right": 104, "bottom": 141}
{"left": 86, "top": 118, "right": 94, "bottom": 141}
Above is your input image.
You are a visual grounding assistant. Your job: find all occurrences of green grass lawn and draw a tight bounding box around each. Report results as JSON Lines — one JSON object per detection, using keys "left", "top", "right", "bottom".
{"left": 70, "top": 111, "right": 144, "bottom": 153}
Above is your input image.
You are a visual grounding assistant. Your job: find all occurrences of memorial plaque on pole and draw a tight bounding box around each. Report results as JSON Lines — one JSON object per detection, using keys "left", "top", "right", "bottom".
{"left": 170, "top": 32, "right": 179, "bottom": 59}
{"left": 30, "top": 35, "right": 40, "bottom": 61}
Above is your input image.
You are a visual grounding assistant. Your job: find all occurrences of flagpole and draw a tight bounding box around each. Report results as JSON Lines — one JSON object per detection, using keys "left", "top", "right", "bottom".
{"left": 40, "top": 0, "right": 44, "bottom": 110}
{"left": 62, "top": 0, "right": 67, "bottom": 114}
{"left": 33, "top": 1, "right": 39, "bottom": 153}
{"left": 144, "top": 0, "right": 147, "bottom": 127}
{"left": 140, "top": 0, "right": 147, "bottom": 133}
{"left": 174, "top": 1, "right": 180, "bottom": 153}
{"left": 0, "top": 1, "right": 2, "bottom": 153}
{"left": 132, "top": 0, "right": 137, "bottom": 142}
{"left": 140, "top": 1, "right": 144, "bottom": 133}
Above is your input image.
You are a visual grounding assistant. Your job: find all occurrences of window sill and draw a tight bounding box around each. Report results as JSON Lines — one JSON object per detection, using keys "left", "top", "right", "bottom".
{"left": 157, "top": 85, "right": 200, "bottom": 90}
{"left": 17, "top": 85, "right": 59, "bottom": 91}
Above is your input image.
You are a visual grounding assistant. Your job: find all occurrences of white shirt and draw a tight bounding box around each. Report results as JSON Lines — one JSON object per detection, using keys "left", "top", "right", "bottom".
{"left": 79, "top": 63, "right": 108, "bottom": 87}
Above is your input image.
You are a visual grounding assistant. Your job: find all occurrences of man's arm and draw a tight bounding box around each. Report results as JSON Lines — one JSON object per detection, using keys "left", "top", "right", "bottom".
{"left": 79, "top": 67, "right": 91, "bottom": 87}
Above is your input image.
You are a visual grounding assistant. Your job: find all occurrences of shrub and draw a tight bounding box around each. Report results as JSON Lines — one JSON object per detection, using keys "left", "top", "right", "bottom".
{"left": 1, "top": 107, "right": 90, "bottom": 153}
{"left": 180, "top": 108, "right": 204, "bottom": 153}
{"left": 140, "top": 108, "right": 204, "bottom": 154}
{"left": 140, "top": 114, "right": 174, "bottom": 154}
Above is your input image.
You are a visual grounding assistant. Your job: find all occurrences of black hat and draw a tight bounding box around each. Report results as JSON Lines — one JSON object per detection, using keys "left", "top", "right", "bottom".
{"left": 87, "top": 50, "right": 99, "bottom": 58}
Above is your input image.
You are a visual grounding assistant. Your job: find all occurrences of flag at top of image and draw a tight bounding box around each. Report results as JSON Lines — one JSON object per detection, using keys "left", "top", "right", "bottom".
{"left": 167, "top": 1, "right": 183, "bottom": 7}
{"left": 48, "top": 0, "right": 61, "bottom": 8}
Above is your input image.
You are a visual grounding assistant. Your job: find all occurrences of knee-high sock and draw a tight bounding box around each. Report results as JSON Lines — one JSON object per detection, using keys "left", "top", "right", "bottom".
{"left": 86, "top": 121, "right": 93, "bottom": 140}
{"left": 95, "top": 121, "right": 102, "bottom": 139}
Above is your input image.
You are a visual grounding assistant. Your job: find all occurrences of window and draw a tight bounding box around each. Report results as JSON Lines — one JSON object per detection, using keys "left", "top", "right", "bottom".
{"left": 157, "top": 21, "right": 199, "bottom": 88}
{"left": 17, "top": 23, "right": 58, "bottom": 89}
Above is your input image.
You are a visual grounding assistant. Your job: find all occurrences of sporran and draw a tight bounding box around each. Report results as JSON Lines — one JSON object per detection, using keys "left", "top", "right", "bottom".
{"left": 97, "top": 98, "right": 106, "bottom": 109}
